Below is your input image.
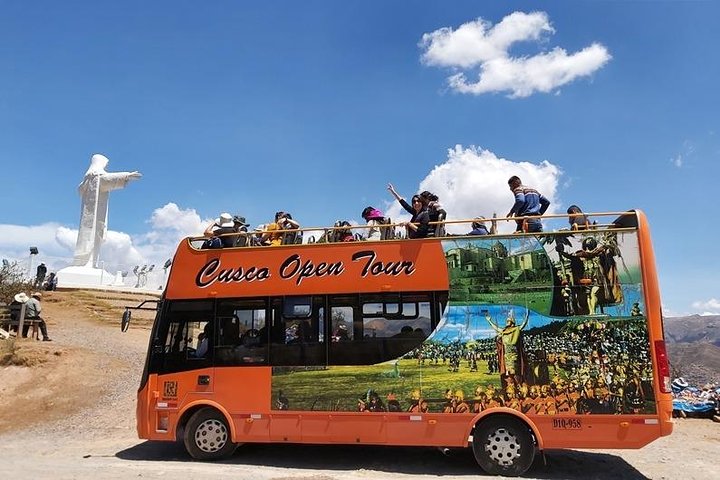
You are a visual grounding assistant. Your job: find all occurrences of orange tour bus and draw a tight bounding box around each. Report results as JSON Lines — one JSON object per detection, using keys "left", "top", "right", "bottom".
{"left": 122, "top": 210, "right": 672, "bottom": 476}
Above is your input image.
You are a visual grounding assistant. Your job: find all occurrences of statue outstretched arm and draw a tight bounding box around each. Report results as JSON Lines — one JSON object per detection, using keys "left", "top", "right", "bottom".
{"left": 100, "top": 171, "right": 142, "bottom": 191}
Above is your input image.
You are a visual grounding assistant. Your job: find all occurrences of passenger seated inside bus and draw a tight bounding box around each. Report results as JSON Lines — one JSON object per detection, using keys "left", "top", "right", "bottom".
{"left": 196, "top": 323, "right": 212, "bottom": 357}
{"left": 393, "top": 325, "right": 414, "bottom": 337}
{"left": 332, "top": 323, "right": 350, "bottom": 342}
{"left": 285, "top": 320, "right": 312, "bottom": 344}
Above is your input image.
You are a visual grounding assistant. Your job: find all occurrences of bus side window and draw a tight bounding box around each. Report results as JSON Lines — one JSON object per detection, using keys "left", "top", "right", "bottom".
{"left": 211, "top": 299, "right": 270, "bottom": 366}
{"left": 363, "top": 299, "right": 431, "bottom": 361}
{"left": 270, "top": 297, "right": 326, "bottom": 366}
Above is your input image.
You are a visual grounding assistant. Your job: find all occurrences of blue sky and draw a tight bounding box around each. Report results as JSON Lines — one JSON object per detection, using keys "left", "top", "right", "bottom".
{"left": 1, "top": 1, "right": 718, "bottom": 316}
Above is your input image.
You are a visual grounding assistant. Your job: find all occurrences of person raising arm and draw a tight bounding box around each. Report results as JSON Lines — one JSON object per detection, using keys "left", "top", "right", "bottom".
{"left": 387, "top": 183, "right": 430, "bottom": 239}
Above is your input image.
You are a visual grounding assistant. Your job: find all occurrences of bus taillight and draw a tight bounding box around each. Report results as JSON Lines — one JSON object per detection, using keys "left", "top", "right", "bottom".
{"left": 654, "top": 340, "right": 671, "bottom": 393}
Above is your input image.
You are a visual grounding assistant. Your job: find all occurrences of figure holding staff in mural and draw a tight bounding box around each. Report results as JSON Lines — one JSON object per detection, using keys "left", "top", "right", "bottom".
{"left": 484, "top": 308, "right": 530, "bottom": 388}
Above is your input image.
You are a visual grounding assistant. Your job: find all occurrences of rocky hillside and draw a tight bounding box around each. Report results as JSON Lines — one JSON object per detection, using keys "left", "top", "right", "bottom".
{"left": 664, "top": 315, "right": 720, "bottom": 384}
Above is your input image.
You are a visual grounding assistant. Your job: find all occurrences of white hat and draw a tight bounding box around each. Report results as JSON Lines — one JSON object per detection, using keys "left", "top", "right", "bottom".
{"left": 14, "top": 292, "right": 29, "bottom": 303}
{"left": 217, "top": 212, "right": 234, "bottom": 228}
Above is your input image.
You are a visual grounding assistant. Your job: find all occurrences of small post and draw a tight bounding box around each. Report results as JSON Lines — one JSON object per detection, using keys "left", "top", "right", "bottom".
{"left": 17, "top": 302, "right": 26, "bottom": 340}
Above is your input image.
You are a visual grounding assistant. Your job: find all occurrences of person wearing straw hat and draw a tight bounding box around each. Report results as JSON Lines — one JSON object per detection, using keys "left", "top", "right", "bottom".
{"left": 203, "top": 212, "right": 240, "bottom": 248}
{"left": 23, "top": 292, "right": 51, "bottom": 341}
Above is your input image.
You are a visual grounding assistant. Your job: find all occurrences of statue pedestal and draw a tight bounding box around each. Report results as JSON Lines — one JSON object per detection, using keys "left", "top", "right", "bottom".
{"left": 56, "top": 266, "right": 115, "bottom": 288}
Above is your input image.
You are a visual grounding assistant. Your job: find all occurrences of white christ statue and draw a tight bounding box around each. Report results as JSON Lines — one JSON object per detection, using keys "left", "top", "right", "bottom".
{"left": 71, "top": 154, "right": 141, "bottom": 268}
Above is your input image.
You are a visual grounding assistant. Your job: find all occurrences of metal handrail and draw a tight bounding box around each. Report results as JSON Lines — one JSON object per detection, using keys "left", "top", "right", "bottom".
{"left": 186, "top": 210, "right": 638, "bottom": 249}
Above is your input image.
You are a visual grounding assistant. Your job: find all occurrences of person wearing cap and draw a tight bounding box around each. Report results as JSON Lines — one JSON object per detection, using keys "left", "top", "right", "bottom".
{"left": 203, "top": 212, "right": 239, "bottom": 248}
{"left": 361, "top": 206, "right": 385, "bottom": 241}
{"left": 468, "top": 215, "right": 498, "bottom": 235}
{"left": 231, "top": 215, "right": 249, "bottom": 247}
{"left": 23, "top": 292, "right": 51, "bottom": 341}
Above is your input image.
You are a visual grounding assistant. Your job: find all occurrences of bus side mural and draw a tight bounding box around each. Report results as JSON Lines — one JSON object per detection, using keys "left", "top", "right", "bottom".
{"left": 271, "top": 230, "right": 655, "bottom": 415}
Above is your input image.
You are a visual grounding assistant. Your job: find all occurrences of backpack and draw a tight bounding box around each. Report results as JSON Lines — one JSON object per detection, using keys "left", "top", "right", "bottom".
{"left": 201, "top": 237, "right": 223, "bottom": 249}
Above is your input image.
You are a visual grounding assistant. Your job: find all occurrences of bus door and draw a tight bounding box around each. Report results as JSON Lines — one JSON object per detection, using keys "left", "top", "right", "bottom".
{"left": 269, "top": 296, "right": 328, "bottom": 443}
{"left": 214, "top": 299, "right": 272, "bottom": 441}
{"left": 152, "top": 300, "right": 215, "bottom": 434}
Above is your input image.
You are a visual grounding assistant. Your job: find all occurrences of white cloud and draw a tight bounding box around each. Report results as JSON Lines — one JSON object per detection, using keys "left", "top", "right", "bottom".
{"left": 691, "top": 298, "right": 720, "bottom": 315}
{"left": 0, "top": 223, "right": 74, "bottom": 272}
{"left": 0, "top": 203, "right": 209, "bottom": 283}
{"left": 671, "top": 154, "right": 683, "bottom": 168}
{"left": 384, "top": 145, "right": 561, "bottom": 235}
{"left": 420, "top": 11, "right": 611, "bottom": 98}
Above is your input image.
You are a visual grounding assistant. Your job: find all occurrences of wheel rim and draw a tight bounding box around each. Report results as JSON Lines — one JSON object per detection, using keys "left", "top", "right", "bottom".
{"left": 193, "top": 418, "right": 228, "bottom": 453}
{"left": 484, "top": 427, "right": 522, "bottom": 467}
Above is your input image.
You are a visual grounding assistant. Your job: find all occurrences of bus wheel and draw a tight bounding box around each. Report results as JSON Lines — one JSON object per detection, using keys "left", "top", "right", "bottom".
{"left": 184, "top": 407, "right": 237, "bottom": 460}
{"left": 472, "top": 416, "right": 535, "bottom": 477}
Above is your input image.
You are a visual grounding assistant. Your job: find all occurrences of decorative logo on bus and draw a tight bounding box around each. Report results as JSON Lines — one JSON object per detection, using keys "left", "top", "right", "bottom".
{"left": 195, "top": 250, "right": 416, "bottom": 288}
{"left": 163, "top": 381, "right": 178, "bottom": 399}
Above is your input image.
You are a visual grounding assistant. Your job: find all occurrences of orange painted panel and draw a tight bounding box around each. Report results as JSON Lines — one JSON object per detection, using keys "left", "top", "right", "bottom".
{"left": 166, "top": 240, "right": 448, "bottom": 299}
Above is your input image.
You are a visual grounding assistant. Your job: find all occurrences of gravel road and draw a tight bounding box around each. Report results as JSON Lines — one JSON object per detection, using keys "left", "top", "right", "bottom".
{"left": 1, "top": 291, "right": 717, "bottom": 480}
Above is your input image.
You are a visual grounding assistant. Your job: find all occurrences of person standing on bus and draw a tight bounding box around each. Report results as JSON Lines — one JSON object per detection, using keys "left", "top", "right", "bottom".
{"left": 506, "top": 176, "right": 550, "bottom": 233}
{"left": 387, "top": 183, "right": 430, "bottom": 239}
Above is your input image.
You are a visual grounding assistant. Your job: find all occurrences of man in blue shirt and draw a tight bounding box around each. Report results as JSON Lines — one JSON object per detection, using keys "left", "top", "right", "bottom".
{"left": 507, "top": 176, "right": 550, "bottom": 233}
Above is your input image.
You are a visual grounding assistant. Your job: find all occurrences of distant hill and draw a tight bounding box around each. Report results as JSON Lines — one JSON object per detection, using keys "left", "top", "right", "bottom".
{"left": 664, "top": 315, "right": 720, "bottom": 384}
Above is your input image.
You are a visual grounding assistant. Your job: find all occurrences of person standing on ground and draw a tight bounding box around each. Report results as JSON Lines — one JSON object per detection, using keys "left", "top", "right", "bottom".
{"left": 507, "top": 176, "right": 550, "bottom": 233}
{"left": 35, "top": 263, "right": 47, "bottom": 288}
{"left": 23, "top": 292, "right": 51, "bottom": 341}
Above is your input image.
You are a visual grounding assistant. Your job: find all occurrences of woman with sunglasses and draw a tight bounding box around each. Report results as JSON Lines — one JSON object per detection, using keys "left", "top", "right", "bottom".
{"left": 387, "top": 183, "right": 430, "bottom": 239}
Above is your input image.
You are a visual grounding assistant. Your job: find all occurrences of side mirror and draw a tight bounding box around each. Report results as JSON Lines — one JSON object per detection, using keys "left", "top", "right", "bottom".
{"left": 121, "top": 309, "right": 132, "bottom": 332}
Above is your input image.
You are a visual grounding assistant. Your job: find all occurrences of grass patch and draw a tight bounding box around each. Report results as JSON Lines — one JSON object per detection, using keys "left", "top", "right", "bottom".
{"left": 272, "top": 358, "right": 499, "bottom": 412}
{"left": 0, "top": 338, "right": 51, "bottom": 367}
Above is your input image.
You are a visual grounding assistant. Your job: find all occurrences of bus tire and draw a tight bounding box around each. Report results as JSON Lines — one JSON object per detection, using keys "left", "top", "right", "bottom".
{"left": 183, "top": 407, "right": 237, "bottom": 460}
{"left": 472, "top": 416, "right": 535, "bottom": 477}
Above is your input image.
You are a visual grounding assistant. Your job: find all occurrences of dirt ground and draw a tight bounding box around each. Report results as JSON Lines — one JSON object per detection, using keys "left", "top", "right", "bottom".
{"left": 0, "top": 290, "right": 718, "bottom": 480}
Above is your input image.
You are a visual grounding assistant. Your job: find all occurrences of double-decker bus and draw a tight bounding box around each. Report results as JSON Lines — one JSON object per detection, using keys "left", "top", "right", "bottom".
{"left": 123, "top": 210, "right": 672, "bottom": 476}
